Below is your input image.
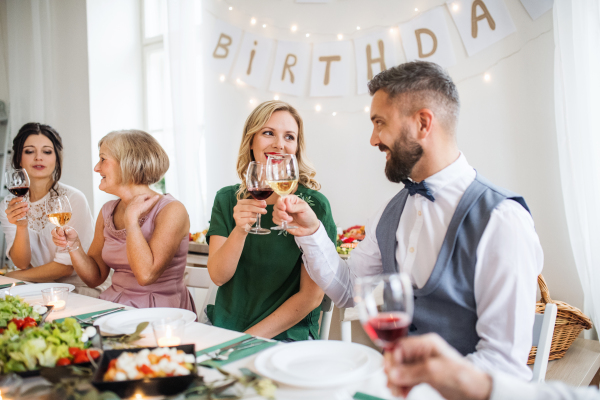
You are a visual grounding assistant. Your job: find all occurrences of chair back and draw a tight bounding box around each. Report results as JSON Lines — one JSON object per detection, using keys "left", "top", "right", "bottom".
{"left": 531, "top": 303, "right": 557, "bottom": 382}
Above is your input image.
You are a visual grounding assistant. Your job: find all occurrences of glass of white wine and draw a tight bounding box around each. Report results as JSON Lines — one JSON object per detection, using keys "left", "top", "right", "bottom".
{"left": 266, "top": 154, "right": 299, "bottom": 231}
{"left": 45, "top": 195, "right": 77, "bottom": 252}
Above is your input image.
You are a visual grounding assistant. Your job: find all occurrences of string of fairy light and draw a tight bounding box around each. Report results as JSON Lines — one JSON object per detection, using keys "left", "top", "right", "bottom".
{"left": 207, "top": 0, "right": 552, "bottom": 117}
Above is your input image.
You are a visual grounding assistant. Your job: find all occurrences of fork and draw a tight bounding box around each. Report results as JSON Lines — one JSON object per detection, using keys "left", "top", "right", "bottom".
{"left": 74, "top": 307, "right": 125, "bottom": 325}
{"left": 212, "top": 340, "right": 266, "bottom": 361}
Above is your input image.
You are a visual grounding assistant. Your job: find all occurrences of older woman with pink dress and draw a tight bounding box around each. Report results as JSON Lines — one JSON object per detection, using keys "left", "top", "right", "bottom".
{"left": 52, "top": 129, "right": 195, "bottom": 312}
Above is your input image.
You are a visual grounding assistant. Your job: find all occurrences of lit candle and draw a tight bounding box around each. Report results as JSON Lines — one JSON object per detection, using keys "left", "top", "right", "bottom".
{"left": 48, "top": 300, "right": 66, "bottom": 310}
{"left": 157, "top": 336, "right": 181, "bottom": 347}
{"left": 157, "top": 326, "right": 181, "bottom": 347}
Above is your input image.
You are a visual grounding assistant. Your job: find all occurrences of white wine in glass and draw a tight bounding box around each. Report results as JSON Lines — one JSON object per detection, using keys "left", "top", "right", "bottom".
{"left": 45, "top": 195, "right": 77, "bottom": 252}
{"left": 266, "top": 154, "right": 299, "bottom": 230}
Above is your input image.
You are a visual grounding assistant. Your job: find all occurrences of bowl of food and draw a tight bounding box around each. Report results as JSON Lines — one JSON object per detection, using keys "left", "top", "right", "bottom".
{"left": 91, "top": 345, "right": 199, "bottom": 398}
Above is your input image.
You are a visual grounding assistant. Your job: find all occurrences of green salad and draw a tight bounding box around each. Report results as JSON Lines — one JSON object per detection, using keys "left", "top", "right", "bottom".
{"left": 0, "top": 318, "right": 88, "bottom": 374}
{"left": 0, "top": 296, "right": 41, "bottom": 328}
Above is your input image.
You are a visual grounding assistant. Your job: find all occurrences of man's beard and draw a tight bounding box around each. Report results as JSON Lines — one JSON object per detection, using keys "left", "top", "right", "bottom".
{"left": 380, "top": 127, "right": 423, "bottom": 183}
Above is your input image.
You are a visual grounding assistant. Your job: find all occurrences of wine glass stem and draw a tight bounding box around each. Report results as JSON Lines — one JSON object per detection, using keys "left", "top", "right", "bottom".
{"left": 62, "top": 226, "right": 70, "bottom": 252}
{"left": 256, "top": 212, "right": 262, "bottom": 229}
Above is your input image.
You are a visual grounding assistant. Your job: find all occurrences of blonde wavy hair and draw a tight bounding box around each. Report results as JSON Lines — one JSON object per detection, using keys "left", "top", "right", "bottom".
{"left": 236, "top": 101, "right": 320, "bottom": 200}
{"left": 99, "top": 130, "right": 169, "bottom": 186}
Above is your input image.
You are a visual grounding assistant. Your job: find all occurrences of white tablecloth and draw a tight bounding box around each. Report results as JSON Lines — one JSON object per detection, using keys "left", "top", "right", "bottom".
{"left": 0, "top": 276, "right": 444, "bottom": 400}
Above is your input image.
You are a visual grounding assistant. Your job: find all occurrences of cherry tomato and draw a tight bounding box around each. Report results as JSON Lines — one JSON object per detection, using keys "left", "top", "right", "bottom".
{"left": 56, "top": 358, "right": 72, "bottom": 366}
{"left": 0, "top": 328, "right": 4, "bottom": 334}
{"left": 24, "top": 316, "right": 36, "bottom": 323}
{"left": 108, "top": 359, "right": 118, "bottom": 369}
{"left": 68, "top": 347, "right": 82, "bottom": 357}
{"left": 88, "top": 350, "right": 100, "bottom": 359}
{"left": 22, "top": 321, "right": 37, "bottom": 329}
{"left": 74, "top": 352, "right": 89, "bottom": 364}
{"left": 10, "top": 318, "right": 24, "bottom": 330}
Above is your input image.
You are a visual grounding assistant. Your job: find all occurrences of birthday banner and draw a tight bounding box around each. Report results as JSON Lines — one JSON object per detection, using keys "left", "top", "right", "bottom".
{"left": 207, "top": 0, "right": 551, "bottom": 97}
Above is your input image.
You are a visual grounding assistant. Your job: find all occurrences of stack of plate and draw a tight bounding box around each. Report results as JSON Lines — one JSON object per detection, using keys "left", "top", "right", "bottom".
{"left": 254, "top": 341, "right": 383, "bottom": 389}
{"left": 94, "top": 308, "right": 197, "bottom": 335}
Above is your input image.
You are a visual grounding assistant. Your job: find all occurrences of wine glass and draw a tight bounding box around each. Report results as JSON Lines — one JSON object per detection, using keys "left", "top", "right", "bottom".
{"left": 45, "top": 195, "right": 77, "bottom": 252}
{"left": 355, "top": 273, "right": 414, "bottom": 351}
{"left": 245, "top": 162, "right": 272, "bottom": 235}
{"left": 4, "top": 168, "right": 30, "bottom": 221}
{"left": 265, "top": 154, "right": 298, "bottom": 231}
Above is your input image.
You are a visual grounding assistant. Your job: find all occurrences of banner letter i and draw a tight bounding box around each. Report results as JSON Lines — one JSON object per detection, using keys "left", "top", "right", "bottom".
{"left": 247, "top": 41, "right": 258, "bottom": 75}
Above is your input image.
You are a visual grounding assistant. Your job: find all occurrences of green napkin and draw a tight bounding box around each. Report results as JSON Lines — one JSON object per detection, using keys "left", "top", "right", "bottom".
{"left": 353, "top": 392, "right": 387, "bottom": 400}
{"left": 0, "top": 282, "right": 26, "bottom": 290}
{"left": 54, "top": 307, "right": 125, "bottom": 323}
{"left": 196, "top": 334, "right": 277, "bottom": 367}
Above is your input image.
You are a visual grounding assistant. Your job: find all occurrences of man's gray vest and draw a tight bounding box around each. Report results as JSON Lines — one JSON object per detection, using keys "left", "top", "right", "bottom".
{"left": 376, "top": 174, "right": 530, "bottom": 356}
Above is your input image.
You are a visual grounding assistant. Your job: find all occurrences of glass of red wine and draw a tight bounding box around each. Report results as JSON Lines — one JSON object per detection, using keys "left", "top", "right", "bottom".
{"left": 4, "top": 168, "right": 30, "bottom": 221}
{"left": 355, "top": 273, "right": 414, "bottom": 352}
{"left": 245, "top": 161, "right": 272, "bottom": 235}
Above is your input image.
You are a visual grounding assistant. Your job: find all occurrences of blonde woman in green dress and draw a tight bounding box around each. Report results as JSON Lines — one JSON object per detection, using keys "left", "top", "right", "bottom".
{"left": 206, "top": 101, "right": 337, "bottom": 341}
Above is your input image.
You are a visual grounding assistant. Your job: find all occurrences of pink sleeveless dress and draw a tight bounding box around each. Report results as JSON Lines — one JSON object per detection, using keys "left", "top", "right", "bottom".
{"left": 99, "top": 194, "right": 196, "bottom": 313}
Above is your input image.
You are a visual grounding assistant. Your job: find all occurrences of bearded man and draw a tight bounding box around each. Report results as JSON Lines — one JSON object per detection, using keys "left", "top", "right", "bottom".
{"left": 273, "top": 61, "right": 543, "bottom": 380}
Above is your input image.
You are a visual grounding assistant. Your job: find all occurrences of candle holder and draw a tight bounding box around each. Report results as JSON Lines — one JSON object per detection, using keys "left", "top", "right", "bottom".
{"left": 41, "top": 287, "right": 69, "bottom": 311}
{"left": 152, "top": 319, "right": 185, "bottom": 347}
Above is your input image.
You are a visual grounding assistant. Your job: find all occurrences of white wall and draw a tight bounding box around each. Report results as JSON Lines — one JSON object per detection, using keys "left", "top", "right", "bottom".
{"left": 203, "top": 0, "right": 583, "bottom": 310}
{"left": 86, "top": 0, "right": 144, "bottom": 217}
{"left": 48, "top": 1, "right": 95, "bottom": 209}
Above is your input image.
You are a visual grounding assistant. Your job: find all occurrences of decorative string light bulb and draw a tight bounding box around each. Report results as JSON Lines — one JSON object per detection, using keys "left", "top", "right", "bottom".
{"left": 219, "top": 75, "right": 225, "bottom": 82}
{"left": 484, "top": 73, "right": 491, "bottom": 82}
{"left": 364, "top": 106, "right": 370, "bottom": 113}
{"left": 291, "top": 25, "right": 298, "bottom": 32}
{"left": 228, "top": 6, "right": 232, "bottom": 10}
{"left": 262, "top": 24, "right": 267, "bottom": 28}
{"left": 315, "top": 105, "right": 321, "bottom": 112}
{"left": 306, "top": 33, "right": 310, "bottom": 37}
{"left": 332, "top": 112, "right": 337, "bottom": 116}
{"left": 337, "top": 34, "right": 343, "bottom": 40}
{"left": 251, "top": 18, "right": 256, "bottom": 25}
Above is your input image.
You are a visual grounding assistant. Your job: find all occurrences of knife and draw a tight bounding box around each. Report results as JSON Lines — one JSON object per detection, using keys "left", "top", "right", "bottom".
{"left": 200, "top": 337, "right": 255, "bottom": 356}
{"left": 82, "top": 307, "right": 126, "bottom": 323}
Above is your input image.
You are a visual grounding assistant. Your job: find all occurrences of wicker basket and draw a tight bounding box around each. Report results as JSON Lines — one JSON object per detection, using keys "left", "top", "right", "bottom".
{"left": 527, "top": 274, "right": 593, "bottom": 364}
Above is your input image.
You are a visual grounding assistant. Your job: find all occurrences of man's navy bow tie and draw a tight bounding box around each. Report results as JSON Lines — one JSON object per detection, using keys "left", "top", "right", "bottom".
{"left": 402, "top": 179, "right": 435, "bottom": 202}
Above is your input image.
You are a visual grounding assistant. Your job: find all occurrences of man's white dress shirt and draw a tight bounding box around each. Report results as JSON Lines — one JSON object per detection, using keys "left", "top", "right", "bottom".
{"left": 296, "top": 154, "right": 543, "bottom": 379}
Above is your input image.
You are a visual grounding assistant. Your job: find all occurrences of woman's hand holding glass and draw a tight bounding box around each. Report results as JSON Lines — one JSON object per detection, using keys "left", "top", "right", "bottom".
{"left": 51, "top": 225, "right": 80, "bottom": 252}
{"left": 233, "top": 198, "right": 267, "bottom": 234}
{"left": 5, "top": 197, "right": 29, "bottom": 227}
{"left": 266, "top": 154, "right": 299, "bottom": 231}
{"left": 5, "top": 168, "right": 30, "bottom": 224}
{"left": 245, "top": 161, "right": 272, "bottom": 235}
{"left": 46, "top": 195, "right": 77, "bottom": 252}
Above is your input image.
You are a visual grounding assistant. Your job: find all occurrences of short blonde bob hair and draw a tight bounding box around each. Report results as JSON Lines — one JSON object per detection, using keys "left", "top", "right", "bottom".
{"left": 236, "top": 100, "right": 320, "bottom": 200}
{"left": 99, "top": 129, "right": 169, "bottom": 186}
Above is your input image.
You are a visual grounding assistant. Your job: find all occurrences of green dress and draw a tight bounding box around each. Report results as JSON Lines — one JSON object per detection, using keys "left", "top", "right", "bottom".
{"left": 206, "top": 184, "right": 337, "bottom": 341}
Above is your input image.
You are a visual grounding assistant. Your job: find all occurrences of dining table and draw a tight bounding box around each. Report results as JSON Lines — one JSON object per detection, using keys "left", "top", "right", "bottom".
{"left": 0, "top": 275, "right": 444, "bottom": 400}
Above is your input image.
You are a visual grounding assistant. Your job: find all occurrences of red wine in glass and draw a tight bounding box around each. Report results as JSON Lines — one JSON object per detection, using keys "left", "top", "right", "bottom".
{"left": 362, "top": 311, "right": 411, "bottom": 350}
{"left": 8, "top": 187, "right": 29, "bottom": 197}
{"left": 248, "top": 188, "right": 273, "bottom": 201}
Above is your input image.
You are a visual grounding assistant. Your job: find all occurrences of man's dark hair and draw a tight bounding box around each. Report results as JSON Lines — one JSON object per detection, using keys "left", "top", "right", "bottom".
{"left": 368, "top": 61, "right": 460, "bottom": 133}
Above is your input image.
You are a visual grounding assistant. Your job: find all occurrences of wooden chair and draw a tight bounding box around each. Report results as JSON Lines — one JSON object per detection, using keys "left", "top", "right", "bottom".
{"left": 532, "top": 302, "right": 557, "bottom": 382}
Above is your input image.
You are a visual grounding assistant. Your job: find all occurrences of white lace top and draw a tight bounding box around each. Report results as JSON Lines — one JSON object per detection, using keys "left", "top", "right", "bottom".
{"left": 0, "top": 182, "right": 106, "bottom": 292}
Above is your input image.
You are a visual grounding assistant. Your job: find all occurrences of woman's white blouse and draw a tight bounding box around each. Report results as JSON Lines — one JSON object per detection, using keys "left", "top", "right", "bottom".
{"left": 0, "top": 182, "right": 106, "bottom": 293}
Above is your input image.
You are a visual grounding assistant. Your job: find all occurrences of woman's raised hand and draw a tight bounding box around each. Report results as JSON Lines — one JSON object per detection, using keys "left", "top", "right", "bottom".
{"left": 51, "top": 226, "right": 80, "bottom": 251}
{"left": 233, "top": 199, "right": 267, "bottom": 233}
{"left": 124, "top": 194, "right": 160, "bottom": 228}
{"left": 5, "top": 197, "right": 29, "bottom": 226}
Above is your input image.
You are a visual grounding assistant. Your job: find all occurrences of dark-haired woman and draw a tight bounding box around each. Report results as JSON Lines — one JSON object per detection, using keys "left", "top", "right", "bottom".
{"left": 0, "top": 123, "right": 110, "bottom": 297}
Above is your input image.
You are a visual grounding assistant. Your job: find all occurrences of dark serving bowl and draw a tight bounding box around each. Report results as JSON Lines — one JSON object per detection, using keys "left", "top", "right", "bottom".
{"left": 91, "top": 344, "right": 200, "bottom": 398}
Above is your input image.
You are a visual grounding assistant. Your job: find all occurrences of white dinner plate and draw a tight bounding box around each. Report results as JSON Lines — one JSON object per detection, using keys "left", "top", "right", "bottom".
{"left": 6, "top": 283, "right": 75, "bottom": 298}
{"left": 95, "top": 307, "right": 197, "bottom": 335}
{"left": 255, "top": 341, "right": 383, "bottom": 388}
